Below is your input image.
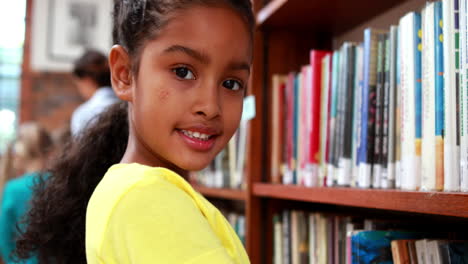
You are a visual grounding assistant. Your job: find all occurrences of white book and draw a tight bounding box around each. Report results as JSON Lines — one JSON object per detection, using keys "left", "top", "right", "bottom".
{"left": 274, "top": 216, "right": 283, "bottom": 264}
{"left": 308, "top": 213, "right": 317, "bottom": 264}
{"left": 399, "top": 12, "right": 422, "bottom": 191}
{"left": 460, "top": 0, "right": 468, "bottom": 191}
{"left": 443, "top": 0, "right": 462, "bottom": 192}
{"left": 415, "top": 239, "right": 428, "bottom": 264}
{"left": 352, "top": 45, "right": 364, "bottom": 188}
{"left": 421, "top": 3, "right": 437, "bottom": 191}
{"left": 319, "top": 56, "right": 331, "bottom": 187}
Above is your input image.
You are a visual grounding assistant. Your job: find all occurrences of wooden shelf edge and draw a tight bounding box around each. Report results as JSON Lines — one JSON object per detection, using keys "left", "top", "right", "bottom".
{"left": 256, "top": 0, "right": 287, "bottom": 26}
{"left": 253, "top": 183, "right": 468, "bottom": 218}
{"left": 193, "top": 185, "right": 247, "bottom": 201}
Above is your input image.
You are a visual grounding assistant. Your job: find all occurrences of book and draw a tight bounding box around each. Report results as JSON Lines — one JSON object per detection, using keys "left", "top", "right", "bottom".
{"left": 358, "top": 28, "right": 387, "bottom": 188}
{"left": 391, "top": 239, "right": 410, "bottom": 264}
{"left": 399, "top": 12, "right": 422, "bottom": 191}
{"left": 274, "top": 214, "right": 284, "bottom": 264}
{"left": 421, "top": 2, "right": 437, "bottom": 191}
{"left": 327, "top": 51, "right": 341, "bottom": 187}
{"left": 308, "top": 50, "right": 332, "bottom": 186}
{"left": 459, "top": 0, "right": 468, "bottom": 191}
{"left": 386, "top": 25, "right": 399, "bottom": 190}
{"left": 434, "top": 1, "right": 445, "bottom": 192}
{"left": 443, "top": 0, "right": 462, "bottom": 192}
{"left": 373, "top": 33, "right": 387, "bottom": 188}
{"left": 352, "top": 230, "right": 424, "bottom": 264}
{"left": 271, "top": 75, "right": 287, "bottom": 184}
{"left": 319, "top": 55, "right": 332, "bottom": 187}
{"left": 337, "top": 43, "right": 357, "bottom": 186}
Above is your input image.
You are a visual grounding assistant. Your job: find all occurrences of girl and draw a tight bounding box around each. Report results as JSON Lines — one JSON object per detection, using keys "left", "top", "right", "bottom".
{"left": 16, "top": 0, "right": 254, "bottom": 263}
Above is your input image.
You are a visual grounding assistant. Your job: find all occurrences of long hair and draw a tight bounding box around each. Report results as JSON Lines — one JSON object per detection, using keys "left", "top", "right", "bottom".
{"left": 15, "top": 0, "right": 254, "bottom": 263}
{"left": 15, "top": 102, "right": 128, "bottom": 263}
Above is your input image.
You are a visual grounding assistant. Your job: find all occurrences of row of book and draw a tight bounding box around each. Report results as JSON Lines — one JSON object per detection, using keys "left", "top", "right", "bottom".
{"left": 270, "top": 0, "right": 468, "bottom": 191}
{"left": 273, "top": 210, "right": 468, "bottom": 264}
{"left": 226, "top": 212, "right": 246, "bottom": 245}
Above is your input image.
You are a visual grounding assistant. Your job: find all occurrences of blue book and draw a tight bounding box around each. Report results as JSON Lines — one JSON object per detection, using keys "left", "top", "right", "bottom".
{"left": 413, "top": 13, "right": 422, "bottom": 157}
{"left": 293, "top": 73, "right": 300, "bottom": 184}
{"left": 351, "top": 230, "right": 425, "bottom": 264}
{"left": 434, "top": 1, "right": 445, "bottom": 184}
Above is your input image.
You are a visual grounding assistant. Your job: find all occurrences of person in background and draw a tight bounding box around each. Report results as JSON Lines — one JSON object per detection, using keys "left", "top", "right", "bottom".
{"left": 71, "top": 50, "right": 119, "bottom": 136}
{"left": 0, "top": 143, "right": 16, "bottom": 199}
{"left": 0, "top": 123, "right": 53, "bottom": 264}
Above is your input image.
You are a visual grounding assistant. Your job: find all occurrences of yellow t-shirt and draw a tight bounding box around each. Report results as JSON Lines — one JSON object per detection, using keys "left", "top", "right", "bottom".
{"left": 86, "top": 163, "right": 249, "bottom": 264}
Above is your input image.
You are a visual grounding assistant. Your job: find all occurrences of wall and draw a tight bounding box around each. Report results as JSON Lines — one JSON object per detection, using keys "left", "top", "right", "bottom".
{"left": 21, "top": 0, "right": 83, "bottom": 132}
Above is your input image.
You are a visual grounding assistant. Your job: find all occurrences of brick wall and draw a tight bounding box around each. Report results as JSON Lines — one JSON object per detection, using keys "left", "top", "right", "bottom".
{"left": 21, "top": 0, "right": 83, "bottom": 133}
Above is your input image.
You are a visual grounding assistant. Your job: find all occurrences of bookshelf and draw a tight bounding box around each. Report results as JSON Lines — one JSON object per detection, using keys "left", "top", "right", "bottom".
{"left": 235, "top": 0, "right": 468, "bottom": 263}
{"left": 193, "top": 185, "right": 247, "bottom": 201}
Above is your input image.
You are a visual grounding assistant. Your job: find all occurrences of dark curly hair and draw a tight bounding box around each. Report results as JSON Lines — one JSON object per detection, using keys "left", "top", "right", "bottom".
{"left": 15, "top": 0, "right": 254, "bottom": 263}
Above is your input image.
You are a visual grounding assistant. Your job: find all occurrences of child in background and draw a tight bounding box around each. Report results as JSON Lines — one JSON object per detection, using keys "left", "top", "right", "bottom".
{"left": 0, "top": 123, "right": 52, "bottom": 264}
{"left": 71, "top": 49, "right": 118, "bottom": 136}
{"left": 16, "top": 0, "right": 254, "bottom": 263}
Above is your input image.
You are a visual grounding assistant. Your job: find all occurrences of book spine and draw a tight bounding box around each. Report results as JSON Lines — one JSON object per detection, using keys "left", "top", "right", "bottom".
{"left": 302, "top": 66, "right": 314, "bottom": 186}
{"left": 271, "top": 76, "right": 283, "bottom": 184}
{"left": 338, "top": 43, "right": 356, "bottom": 186}
{"left": 274, "top": 215, "right": 284, "bottom": 264}
{"left": 460, "top": 0, "right": 468, "bottom": 191}
{"left": 333, "top": 48, "right": 346, "bottom": 187}
{"left": 396, "top": 25, "right": 402, "bottom": 189}
{"left": 297, "top": 70, "right": 305, "bottom": 186}
{"left": 309, "top": 51, "right": 331, "bottom": 186}
{"left": 284, "top": 74, "right": 295, "bottom": 185}
{"left": 358, "top": 29, "right": 379, "bottom": 188}
{"left": 387, "top": 26, "right": 399, "bottom": 189}
{"left": 414, "top": 12, "right": 423, "bottom": 191}
{"left": 293, "top": 74, "right": 300, "bottom": 184}
{"left": 283, "top": 210, "right": 291, "bottom": 264}
{"left": 434, "top": 2, "right": 446, "bottom": 191}
{"left": 400, "top": 12, "right": 422, "bottom": 191}
{"left": 443, "top": 0, "right": 461, "bottom": 192}
{"left": 352, "top": 45, "right": 364, "bottom": 188}
{"left": 319, "top": 56, "right": 332, "bottom": 187}
{"left": 421, "top": 3, "right": 437, "bottom": 191}
{"left": 381, "top": 34, "right": 391, "bottom": 188}
{"left": 328, "top": 51, "right": 341, "bottom": 186}
{"left": 373, "top": 34, "right": 385, "bottom": 188}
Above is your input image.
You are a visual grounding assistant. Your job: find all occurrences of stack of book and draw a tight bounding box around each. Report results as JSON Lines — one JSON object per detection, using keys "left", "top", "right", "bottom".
{"left": 273, "top": 210, "right": 467, "bottom": 264}
{"left": 270, "top": 0, "right": 468, "bottom": 192}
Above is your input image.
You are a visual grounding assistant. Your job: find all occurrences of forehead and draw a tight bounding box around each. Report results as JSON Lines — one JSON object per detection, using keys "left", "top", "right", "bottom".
{"left": 143, "top": 6, "right": 252, "bottom": 62}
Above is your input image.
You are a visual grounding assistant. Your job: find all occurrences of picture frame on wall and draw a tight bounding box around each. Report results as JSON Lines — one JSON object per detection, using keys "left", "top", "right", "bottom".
{"left": 47, "top": 0, "right": 112, "bottom": 61}
{"left": 31, "top": 0, "right": 112, "bottom": 71}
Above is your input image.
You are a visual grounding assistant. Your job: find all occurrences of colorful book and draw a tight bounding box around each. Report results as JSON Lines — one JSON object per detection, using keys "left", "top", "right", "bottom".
{"left": 271, "top": 75, "right": 287, "bottom": 184}
{"left": 434, "top": 1, "right": 445, "bottom": 191}
{"left": 421, "top": 2, "right": 437, "bottom": 191}
{"left": 319, "top": 55, "right": 332, "bottom": 187}
{"left": 351, "top": 230, "right": 424, "bottom": 264}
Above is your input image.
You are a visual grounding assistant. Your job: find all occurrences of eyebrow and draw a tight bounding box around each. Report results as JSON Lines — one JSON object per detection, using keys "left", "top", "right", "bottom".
{"left": 163, "top": 44, "right": 251, "bottom": 73}
{"left": 163, "top": 45, "right": 210, "bottom": 65}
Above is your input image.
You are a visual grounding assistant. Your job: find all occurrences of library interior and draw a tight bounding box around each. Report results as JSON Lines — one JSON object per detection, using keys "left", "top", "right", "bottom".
{"left": 1, "top": 0, "right": 468, "bottom": 263}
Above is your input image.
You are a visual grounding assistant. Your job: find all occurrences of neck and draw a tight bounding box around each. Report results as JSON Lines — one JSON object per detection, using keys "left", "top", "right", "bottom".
{"left": 25, "top": 159, "right": 43, "bottom": 174}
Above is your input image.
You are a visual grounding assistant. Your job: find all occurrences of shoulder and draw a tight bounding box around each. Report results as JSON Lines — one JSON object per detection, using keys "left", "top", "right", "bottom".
{"left": 3, "top": 173, "right": 38, "bottom": 196}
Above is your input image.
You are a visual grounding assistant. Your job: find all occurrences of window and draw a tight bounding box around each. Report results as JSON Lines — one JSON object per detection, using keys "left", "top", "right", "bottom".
{"left": 0, "top": 0, "right": 26, "bottom": 153}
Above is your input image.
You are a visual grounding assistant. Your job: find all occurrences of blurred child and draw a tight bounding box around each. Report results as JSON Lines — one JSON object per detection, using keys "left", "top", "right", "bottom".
{"left": 0, "top": 123, "right": 52, "bottom": 264}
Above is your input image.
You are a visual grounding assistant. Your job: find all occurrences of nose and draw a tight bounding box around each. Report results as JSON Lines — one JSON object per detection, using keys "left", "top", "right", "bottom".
{"left": 192, "top": 80, "right": 221, "bottom": 120}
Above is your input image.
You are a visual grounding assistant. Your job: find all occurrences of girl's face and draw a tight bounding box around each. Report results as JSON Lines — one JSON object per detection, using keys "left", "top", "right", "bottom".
{"left": 111, "top": 6, "right": 252, "bottom": 173}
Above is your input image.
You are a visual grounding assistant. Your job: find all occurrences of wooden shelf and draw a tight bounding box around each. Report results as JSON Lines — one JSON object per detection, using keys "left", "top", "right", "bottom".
{"left": 193, "top": 185, "right": 247, "bottom": 201}
{"left": 257, "top": 0, "right": 408, "bottom": 33}
{"left": 253, "top": 183, "right": 468, "bottom": 218}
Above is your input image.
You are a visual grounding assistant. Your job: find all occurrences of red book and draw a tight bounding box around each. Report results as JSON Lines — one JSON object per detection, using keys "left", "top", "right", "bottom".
{"left": 309, "top": 50, "right": 332, "bottom": 165}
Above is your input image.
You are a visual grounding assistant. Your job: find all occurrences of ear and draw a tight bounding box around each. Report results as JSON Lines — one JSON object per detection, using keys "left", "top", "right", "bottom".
{"left": 109, "top": 45, "right": 133, "bottom": 102}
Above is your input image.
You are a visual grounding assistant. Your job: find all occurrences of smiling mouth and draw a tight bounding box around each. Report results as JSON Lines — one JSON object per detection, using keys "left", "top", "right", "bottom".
{"left": 178, "top": 129, "right": 217, "bottom": 141}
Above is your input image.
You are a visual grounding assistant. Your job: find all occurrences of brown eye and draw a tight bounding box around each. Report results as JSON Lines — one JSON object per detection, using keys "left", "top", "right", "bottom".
{"left": 173, "top": 67, "right": 195, "bottom": 80}
{"left": 223, "top": 79, "right": 242, "bottom": 91}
